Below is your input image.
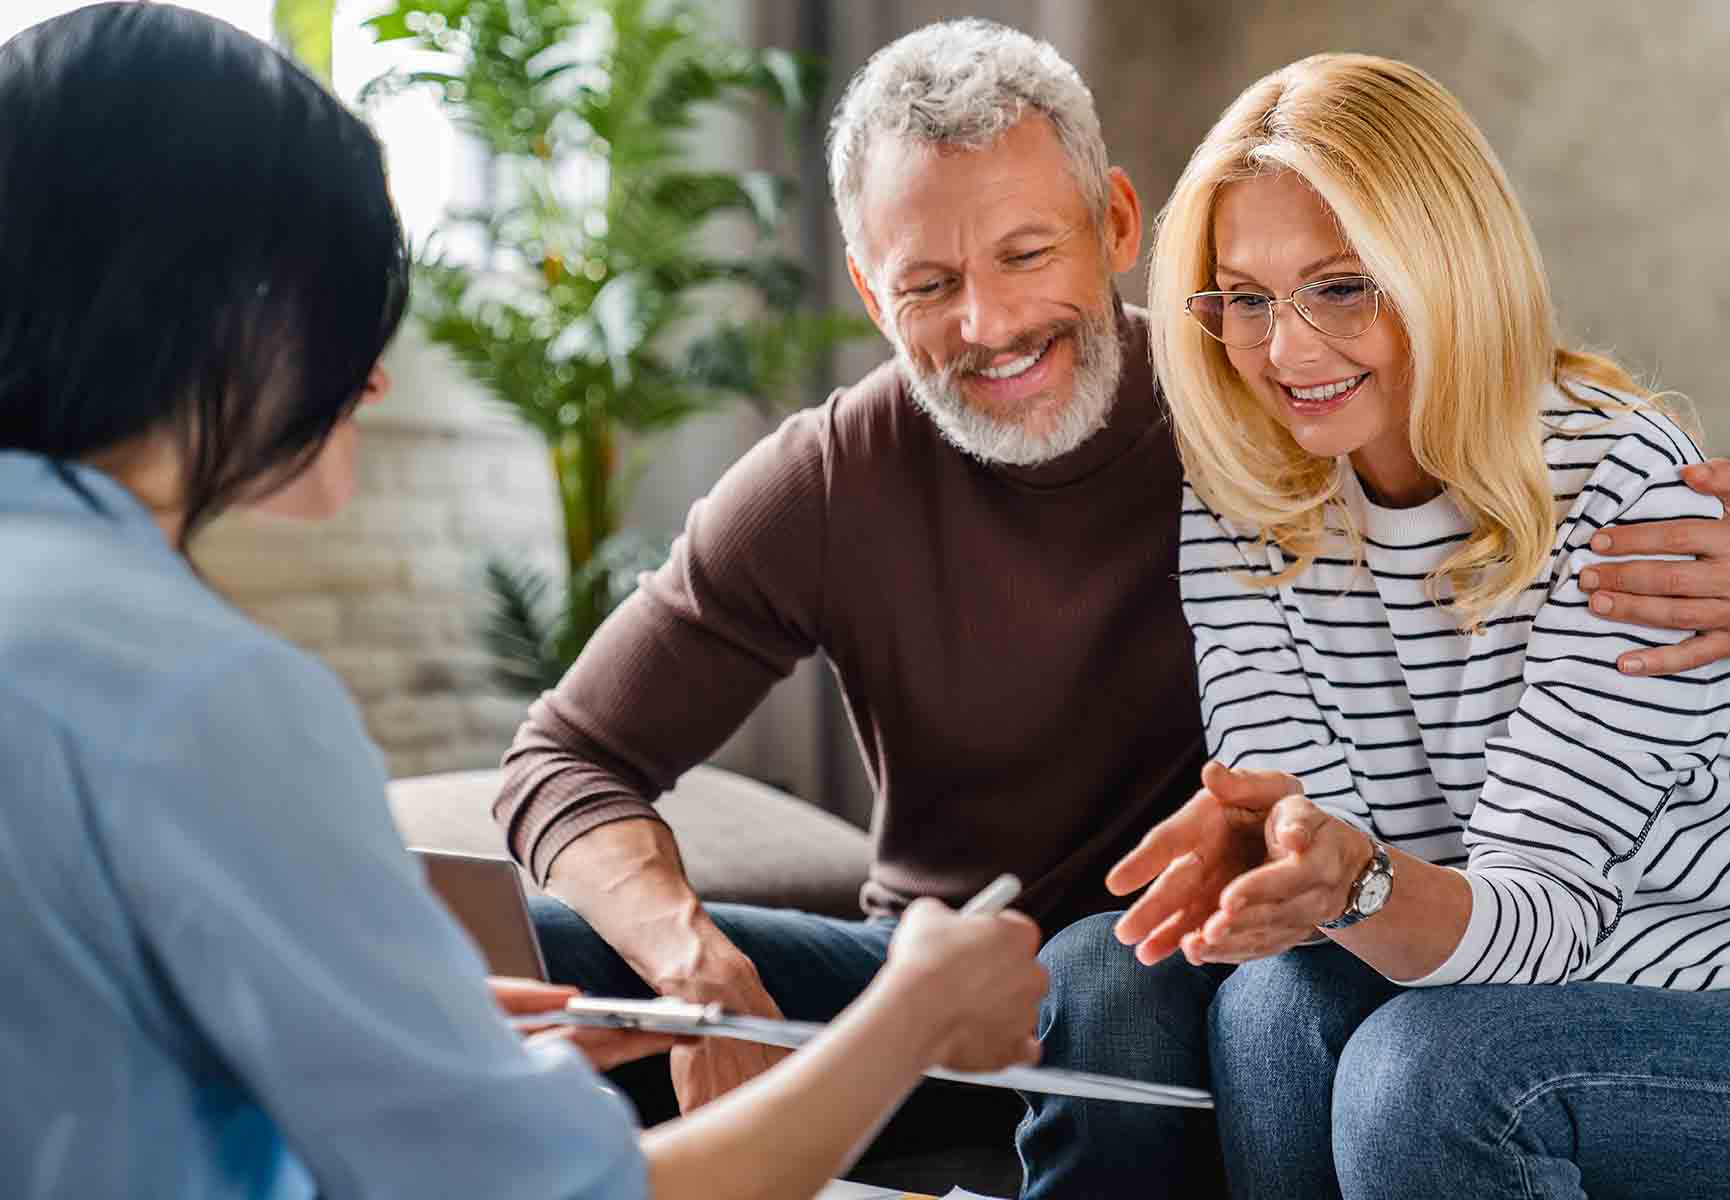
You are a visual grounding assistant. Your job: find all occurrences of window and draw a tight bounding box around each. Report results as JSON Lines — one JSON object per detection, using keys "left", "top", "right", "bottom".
{"left": 334, "top": 0, "right": 477, "bottom": 254}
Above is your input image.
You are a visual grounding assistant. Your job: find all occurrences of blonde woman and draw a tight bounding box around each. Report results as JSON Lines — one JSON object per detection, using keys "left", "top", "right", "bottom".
{"left": 1108, "top": 54, "right": 1730, "bottom": 1197}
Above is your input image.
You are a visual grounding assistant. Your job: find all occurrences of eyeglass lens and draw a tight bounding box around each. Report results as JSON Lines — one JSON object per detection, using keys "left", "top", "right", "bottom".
{"left": 1188, "top": 276, "right": 1378, "bottom": 347}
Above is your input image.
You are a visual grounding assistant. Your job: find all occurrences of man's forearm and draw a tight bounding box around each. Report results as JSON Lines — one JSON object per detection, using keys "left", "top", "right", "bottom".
{"left": 543, "top": 815, "right": 793, "bottom": 1116}
{"left": 541, "top": 816, "right": 740, "bottom": 992}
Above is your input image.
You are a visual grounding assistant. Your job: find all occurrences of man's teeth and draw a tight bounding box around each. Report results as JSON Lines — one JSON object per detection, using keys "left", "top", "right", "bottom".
{"left": 1287, "top": 374, "right": 1366, "bottom": 402}
{"left": 977, "top": 341, "right": 1049, "bottom": 381}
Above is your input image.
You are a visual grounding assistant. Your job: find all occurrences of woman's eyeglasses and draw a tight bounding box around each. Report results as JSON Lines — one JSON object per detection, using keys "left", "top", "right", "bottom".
{"left": 1184, "top": 275, "right": 1383, "bottom": 349}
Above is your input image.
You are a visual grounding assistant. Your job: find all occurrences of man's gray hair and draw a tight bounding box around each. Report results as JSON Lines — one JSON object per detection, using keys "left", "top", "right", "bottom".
{"left": 826, "top": 19, "right": 1110, "bottom": 257}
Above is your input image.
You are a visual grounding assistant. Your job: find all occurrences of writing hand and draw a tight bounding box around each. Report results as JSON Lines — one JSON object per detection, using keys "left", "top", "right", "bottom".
{"left": 881, "top": 897, "right": 1046, "bottom": 1073}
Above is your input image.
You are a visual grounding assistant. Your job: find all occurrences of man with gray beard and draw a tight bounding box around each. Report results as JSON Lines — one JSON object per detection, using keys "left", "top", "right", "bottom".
{"left": 498, "top": 22, "right": 1201, "bottom": 1195}
{"left": 492, "top": 18, "right": 1730, "bottom": 1198}
{"left": 882, "top": 261, "right": 1123, "bottom": 468}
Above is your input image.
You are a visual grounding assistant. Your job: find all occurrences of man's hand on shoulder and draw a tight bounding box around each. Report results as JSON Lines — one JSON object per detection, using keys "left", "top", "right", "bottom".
{"left": 1578, "top": 458, "right": 1730, "bottom": 675}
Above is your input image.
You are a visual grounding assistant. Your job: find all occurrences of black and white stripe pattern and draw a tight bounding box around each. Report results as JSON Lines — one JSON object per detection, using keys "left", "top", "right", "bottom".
{"left": 1181, "top": 393, "right": 1730, "bottom": 989}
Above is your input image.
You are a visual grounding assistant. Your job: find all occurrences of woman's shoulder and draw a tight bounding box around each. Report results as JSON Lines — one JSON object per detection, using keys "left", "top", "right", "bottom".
{"left": 1543, "top": 380, "right": 1716, "bottom": 524}
{"left": 2, "top": 542, "right": 358, "bottom": 781}
{"left": 1179, "top": 474, "right": 1274, "bottom": 551}
{"left": 1543, "top": 381, "right": 1705, "bottom": 472}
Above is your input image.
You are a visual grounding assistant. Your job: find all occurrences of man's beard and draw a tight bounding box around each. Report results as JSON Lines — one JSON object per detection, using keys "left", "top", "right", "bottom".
{"left": 891, "top": 293, "right": 1123, "bottom": 468}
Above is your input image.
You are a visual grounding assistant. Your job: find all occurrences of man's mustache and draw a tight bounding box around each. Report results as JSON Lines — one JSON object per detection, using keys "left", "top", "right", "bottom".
{"left": 937, "top": 317, "right": 1084, "bottom": 384}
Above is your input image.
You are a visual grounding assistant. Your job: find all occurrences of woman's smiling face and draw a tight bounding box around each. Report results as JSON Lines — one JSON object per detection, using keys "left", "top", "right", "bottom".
{"left": 1211, "top": 171, "right": 1429, "bottom": 505}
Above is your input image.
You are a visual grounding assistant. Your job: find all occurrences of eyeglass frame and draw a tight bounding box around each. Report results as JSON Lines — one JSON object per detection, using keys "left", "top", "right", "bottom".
{"left": 1183, "top": 274, "right": 1385, "bottom": 350}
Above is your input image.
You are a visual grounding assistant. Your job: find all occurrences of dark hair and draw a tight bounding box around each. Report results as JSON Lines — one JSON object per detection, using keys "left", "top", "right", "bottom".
{"left": 0, "top": 2, "right": 409, "bottom": 545}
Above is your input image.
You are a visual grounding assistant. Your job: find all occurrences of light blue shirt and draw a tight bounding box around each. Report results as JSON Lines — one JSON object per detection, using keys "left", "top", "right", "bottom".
{"left": 0, "top": 452, "right": 646, "bottom": 1199}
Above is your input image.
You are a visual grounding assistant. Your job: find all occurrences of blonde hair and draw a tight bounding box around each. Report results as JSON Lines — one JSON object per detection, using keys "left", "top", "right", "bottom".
{"left": 1149, "top": 53, "right": 1644, "bottom": 628}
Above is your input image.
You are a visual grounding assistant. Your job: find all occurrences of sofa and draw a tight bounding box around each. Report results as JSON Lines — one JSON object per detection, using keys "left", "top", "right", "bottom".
{"left": 387, "top": 764, "right": 1025, "bottom": 1196}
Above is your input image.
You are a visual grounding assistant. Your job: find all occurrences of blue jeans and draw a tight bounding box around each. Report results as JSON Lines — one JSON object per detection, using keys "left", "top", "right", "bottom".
{"left": 1331, "top": 981, "right": 1730, "bottom": 1199}
{"left": 537, "top": 898, "right": 1730, "bottom": 1197}
{"left": 1034, "top": 915, "right": 1730, "bottom": 1199}
{"left": 1017, "top": 912, "right": 1232, "bottom": 1198}
{"left": 1208, "top": 941, "right": 1402, "bottom": 1199}
{"left": 1019, "top": 923, "right": 1391, "bottom": 1198}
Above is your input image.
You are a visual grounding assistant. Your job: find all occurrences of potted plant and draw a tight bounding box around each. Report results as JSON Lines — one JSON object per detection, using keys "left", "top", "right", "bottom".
{"left": 361, "top": 0, "right": 867, "bottom": 694}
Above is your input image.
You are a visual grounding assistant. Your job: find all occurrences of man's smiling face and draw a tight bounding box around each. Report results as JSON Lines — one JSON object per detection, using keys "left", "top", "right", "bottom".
{"left": 847, "top": 115, "right": 1141, "bottom": 466}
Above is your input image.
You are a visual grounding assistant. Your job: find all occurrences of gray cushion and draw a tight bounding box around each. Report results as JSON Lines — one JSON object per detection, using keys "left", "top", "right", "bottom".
{"left": 386, "top": 764, "right": 871, "bottom": 920}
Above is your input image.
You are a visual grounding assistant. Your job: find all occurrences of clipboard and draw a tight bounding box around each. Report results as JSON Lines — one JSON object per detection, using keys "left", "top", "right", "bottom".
{"left": 515, "top": 996, "right": 1214, "bottom": 1110}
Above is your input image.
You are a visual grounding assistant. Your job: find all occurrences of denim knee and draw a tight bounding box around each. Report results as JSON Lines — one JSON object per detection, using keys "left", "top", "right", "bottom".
{"left": 1335, "top": 985, "right": 1730, "bottom": 1199}
{"left": 1208, "top": 946, "right": 1391, "bottom": 1084}
{"left": 1332, "top": 989, "right": 1524, "bottom": 1195}
{"left": 1018, "top": 913, "right": 1228, "bottom": 1200}
{"left": 1207, "top": 947, "right": 1396, "bottom": 1199}
{"left": 1036, "top": 912, "right": 1221, "bottom": 1076}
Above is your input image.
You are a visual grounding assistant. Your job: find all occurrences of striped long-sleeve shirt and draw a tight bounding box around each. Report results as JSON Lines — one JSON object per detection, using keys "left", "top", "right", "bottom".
{"left": 1181, "top": 393, "right": 1730, "bottom": 989}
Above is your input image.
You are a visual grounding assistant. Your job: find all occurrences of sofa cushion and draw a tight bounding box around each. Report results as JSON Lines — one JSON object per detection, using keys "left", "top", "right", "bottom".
{"left": 386, "top": 764, "right": 872, "bottom": 920}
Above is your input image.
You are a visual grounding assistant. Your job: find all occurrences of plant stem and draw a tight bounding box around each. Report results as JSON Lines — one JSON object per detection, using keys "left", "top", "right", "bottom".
{"left": 551, "top": 414, "right": 615, "bottom": 647}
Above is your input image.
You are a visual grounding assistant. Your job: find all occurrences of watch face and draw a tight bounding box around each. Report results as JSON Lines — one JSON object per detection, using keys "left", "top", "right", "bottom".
{"left": 1358, "top": 872, "right": 1393, "bottom": 915}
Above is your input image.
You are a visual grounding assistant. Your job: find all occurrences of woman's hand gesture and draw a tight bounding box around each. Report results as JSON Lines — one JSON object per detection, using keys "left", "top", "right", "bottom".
{"left": 1106, "top": 761, "right": 1303, "bottom": 965}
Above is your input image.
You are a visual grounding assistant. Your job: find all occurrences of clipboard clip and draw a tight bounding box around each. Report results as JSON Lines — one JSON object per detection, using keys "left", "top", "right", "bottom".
{"left": 560, "top": 995, "right": 728, "bottom": 1031}
{"left": 514, "top": 996, "right": 823, "bottom": 1052}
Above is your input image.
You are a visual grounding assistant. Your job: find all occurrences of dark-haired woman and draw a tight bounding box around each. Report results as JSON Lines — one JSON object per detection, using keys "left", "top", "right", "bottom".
{"left": 0, "top": 7, "right": 1044, "bottom": 1199}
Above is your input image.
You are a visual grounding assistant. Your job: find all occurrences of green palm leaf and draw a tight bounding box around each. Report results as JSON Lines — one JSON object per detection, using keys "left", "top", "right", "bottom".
{"left": 367, "top": 0, "right": 869, "bottom": 684}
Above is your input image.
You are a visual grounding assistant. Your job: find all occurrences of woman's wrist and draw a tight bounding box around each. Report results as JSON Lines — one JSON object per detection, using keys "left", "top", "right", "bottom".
{"left": 1309, "top": 820, "right": 1373, "bottom": 923}
{"left": 853, "top": 959, "right": 957, "bottom": 1070}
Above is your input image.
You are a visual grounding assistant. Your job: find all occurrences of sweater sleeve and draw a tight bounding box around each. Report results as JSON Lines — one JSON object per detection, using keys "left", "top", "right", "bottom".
{"left": 1414, "top": 415, "right": 1730, "bottom": 986}
{"left": 496, "top": 406, "right": 830, "bottom": 884}
{"left": 1180, "top": 481, "right": 1373, "bottom": 829}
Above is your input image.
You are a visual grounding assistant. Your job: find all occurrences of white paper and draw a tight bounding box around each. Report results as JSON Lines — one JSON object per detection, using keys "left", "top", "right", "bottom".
{"left": 814, "top": 1182, "right": 901, "bottom": 1199}
{"left": 526, "top": 997, "right": 1214, "bottom": 1109}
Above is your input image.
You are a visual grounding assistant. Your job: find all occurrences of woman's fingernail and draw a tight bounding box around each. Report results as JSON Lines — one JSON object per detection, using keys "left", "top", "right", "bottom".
{"left": 1591, "top": 593, "right": 1614, "bottom": 615}
{"left": 1591, "top": 533, "right": 1612, "bottom": 553}
{"left": 1580, "top": 568, "right": 1600, "bottom": 591}
{"left": 1622, "top": 657, "right": 1646, "bottom": 675}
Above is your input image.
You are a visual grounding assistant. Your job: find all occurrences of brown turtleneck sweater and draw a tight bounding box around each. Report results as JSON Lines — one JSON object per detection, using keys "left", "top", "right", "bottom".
{"left": 495, "top": 306, "right": 1204, "bottom": 934}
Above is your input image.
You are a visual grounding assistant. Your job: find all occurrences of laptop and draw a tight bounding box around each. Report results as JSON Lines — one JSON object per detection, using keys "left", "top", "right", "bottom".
{"left": 413, "top": 849, "right": 549, "bottom": 981}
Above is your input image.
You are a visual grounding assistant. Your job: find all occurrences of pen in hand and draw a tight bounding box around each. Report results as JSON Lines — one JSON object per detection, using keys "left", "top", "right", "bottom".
{"left": 959, "top": 872, "right": 1023, "bottom": 917}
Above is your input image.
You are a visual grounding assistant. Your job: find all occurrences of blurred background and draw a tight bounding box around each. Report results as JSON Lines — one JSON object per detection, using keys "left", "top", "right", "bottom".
{"left": 9, "top": 0, "right": 1727, "bottom": 825}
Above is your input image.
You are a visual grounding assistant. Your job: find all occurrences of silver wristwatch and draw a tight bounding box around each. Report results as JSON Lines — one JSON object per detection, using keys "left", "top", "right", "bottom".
{"left": 1317, "top": 837, "right": 1393, "bottom": 930}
